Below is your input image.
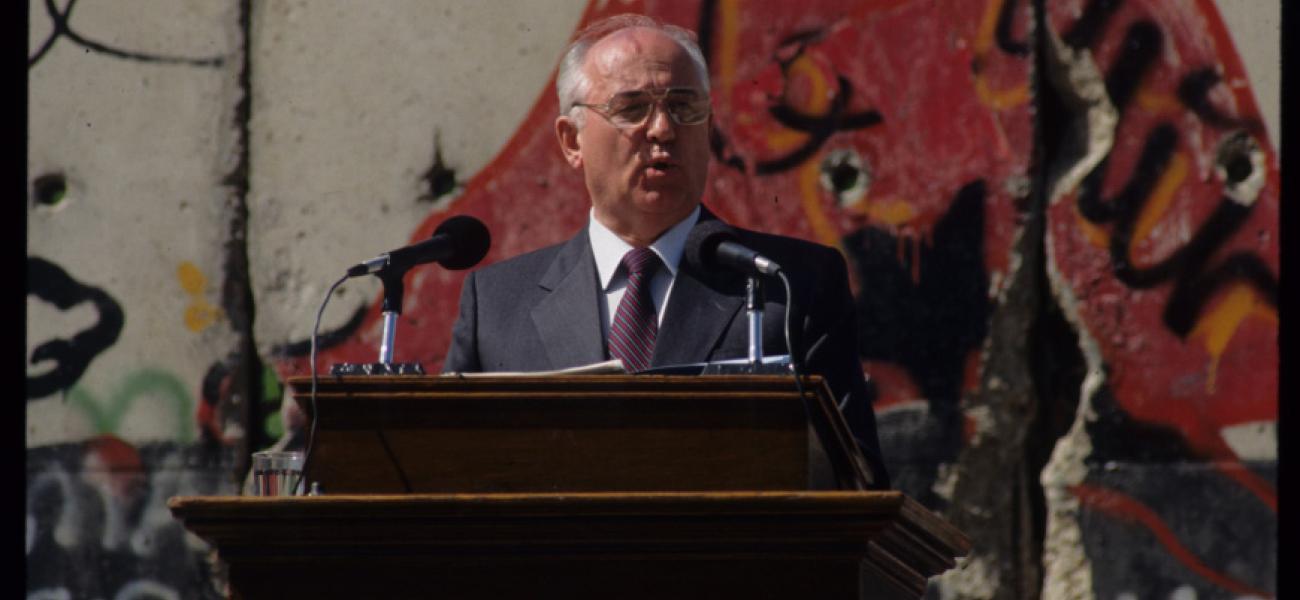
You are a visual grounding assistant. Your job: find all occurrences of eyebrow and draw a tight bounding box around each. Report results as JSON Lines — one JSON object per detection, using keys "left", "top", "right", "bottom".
{"left": 610, "top": 88, "right": 704, "bottom": 97}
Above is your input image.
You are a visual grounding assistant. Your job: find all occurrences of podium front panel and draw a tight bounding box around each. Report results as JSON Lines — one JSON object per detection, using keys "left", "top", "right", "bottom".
{"left": 288, "top": 375, "right": 830, "bottom": 493}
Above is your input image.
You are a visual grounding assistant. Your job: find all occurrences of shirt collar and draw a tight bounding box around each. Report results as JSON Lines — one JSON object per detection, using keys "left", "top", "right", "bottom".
{"left": 589, "top": 205, "right": 701, "bottom": 290}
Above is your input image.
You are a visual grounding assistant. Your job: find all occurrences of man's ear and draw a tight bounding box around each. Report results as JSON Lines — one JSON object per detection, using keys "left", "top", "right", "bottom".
{"left": 555, "top": 116, "right": 583, "bottom": 169}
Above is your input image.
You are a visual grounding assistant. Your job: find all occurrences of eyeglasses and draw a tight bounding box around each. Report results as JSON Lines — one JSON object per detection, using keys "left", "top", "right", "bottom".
{"left": 573, "top": 88, "right": 711, "bottom": 129}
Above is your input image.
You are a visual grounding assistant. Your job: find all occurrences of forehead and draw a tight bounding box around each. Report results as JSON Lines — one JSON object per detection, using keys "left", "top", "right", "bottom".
{"left": 583, "top": 28, "right": 705, "bottom": 95}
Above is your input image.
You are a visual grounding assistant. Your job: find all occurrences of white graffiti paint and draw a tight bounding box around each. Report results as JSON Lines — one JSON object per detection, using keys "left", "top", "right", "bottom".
{"left": 26, "top": 581, "right": 183, "bottom": 600}
{"left": 113, "top": 579, "right": 181, "bottom": 600}
{"left": 26, "top": 588, "right": 71, "bottom": 600}
{"left": 1115, "top": 588, "right": 1269, "bottom": 600}
{"left": 27, "top": 466, "right": 83, "bottom": 550}
{"left": 27, "top": 447, "right": 219, "bottom": 557}
{"left": 130, "top": 452, "right": 213, "bottom": 556}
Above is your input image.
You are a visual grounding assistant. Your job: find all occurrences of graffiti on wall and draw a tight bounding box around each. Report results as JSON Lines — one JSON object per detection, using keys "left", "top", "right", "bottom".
{"left": 1045, "top": 0, "right": 1278, "bottom": 596}
{"left": 275, "top": 0, "right": 1035, "bottom": 509}
{"left": 248, "top": 0, "right": 1276, "bottom": 595}
{"left": 29, "top": 0, "right": 225, "bottom": 68}
{"left": 28, "top": 256, "right": 126, "bottom": 400}
{"left": 27, "top": 1, "right": 249, "bottom": 598}
{"left": 66, "top": 369, "right": 196, "bottom": 443}
{"left": 27, "top": 440, "right": 234, "bottom": 600}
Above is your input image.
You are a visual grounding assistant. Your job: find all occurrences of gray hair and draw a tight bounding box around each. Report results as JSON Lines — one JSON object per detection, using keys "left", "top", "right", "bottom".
{"left": 555, "top": 14, "right": 711, "bottom": 125}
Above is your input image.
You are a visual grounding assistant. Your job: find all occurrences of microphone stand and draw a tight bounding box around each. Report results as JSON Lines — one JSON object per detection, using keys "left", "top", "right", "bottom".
{"left": 376, "top": 267, "right": 405, "bottom": 364}
{"left": 746, "top": 276, "right": 764, "bottom": 365}
{"left": 700, "top": 274, "right": 790, "bottom": 375}
{"left": 330, "top": 265, "right": 426, "bottom": 376}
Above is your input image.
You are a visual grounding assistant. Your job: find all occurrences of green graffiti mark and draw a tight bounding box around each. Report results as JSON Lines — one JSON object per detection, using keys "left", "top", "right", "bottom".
{"left": 262, "top": 365, "right": 282, "bottom": 404}
{"left": 264, "top": 412, "right": 284, "bottom": 440}
{"left": 261, "top": 365, "right": 285, "bottom": 440}
{"left": 67, "top": 368, "right": 195, "bottom": 442}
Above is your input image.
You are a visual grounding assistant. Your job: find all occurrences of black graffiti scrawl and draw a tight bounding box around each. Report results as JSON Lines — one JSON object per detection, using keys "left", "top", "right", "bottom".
{"left": 29, "top": 0, "right": 225, "bottom": 68}
{"left": 28, "top": 256, "right": 126, "bottom": 399}
{"left": 844, "top": 181, "right": 991, "bottom": 504}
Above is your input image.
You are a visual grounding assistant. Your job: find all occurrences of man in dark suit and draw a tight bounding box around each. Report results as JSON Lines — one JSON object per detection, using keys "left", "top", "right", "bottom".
{"left": 443, "top": 14, "right": 888, "bottom": 488}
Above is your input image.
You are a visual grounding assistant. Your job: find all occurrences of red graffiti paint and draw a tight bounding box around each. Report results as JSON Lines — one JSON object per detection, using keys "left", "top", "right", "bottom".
{"left": 1070, "top": 483, "right": 1269, "bottom": 597}
{"left": 275, "top": 0, "right": 1033, "bottom": 420}
{"left": 82, "top": 434, "right": 145, "bottom": 500}
{"left": 270, "top": 1, "right": 1277, "bottom": 528}
{"left": 1045, "top": 0, "right": 1279, "bottom": 465}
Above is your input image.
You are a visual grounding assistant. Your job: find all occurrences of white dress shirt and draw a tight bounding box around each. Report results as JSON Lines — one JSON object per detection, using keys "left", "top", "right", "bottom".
{"left": 587, "top": 205, "right": 701, "bottom": 342}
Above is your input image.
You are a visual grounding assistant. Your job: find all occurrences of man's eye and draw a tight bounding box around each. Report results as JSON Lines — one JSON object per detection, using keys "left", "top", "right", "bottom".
{"left": 612, "top": 102, "right": 651, "bottom": 119}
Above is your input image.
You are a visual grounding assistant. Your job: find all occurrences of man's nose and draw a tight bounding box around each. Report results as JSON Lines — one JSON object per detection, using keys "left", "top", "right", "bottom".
{"left": 645, "top": 103, "right": 676, "bottom": 142}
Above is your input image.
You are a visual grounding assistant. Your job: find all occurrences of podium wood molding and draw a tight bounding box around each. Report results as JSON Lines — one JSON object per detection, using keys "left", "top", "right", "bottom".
{"left": 284, "top": 374, "right": 870, "bottom": 493}
{"left": 169, "top": 491, "right": 969, "bottom": 599}
{"left": 171, "top": 375, "right": 969, "bottom": 598}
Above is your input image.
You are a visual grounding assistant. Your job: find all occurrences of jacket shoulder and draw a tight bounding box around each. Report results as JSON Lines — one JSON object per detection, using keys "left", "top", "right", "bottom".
{"left": 733, "top": 227, "right": 844, "bottom": 269}
{"left": 470, "top": 239, "right": 568, "bottom": 280}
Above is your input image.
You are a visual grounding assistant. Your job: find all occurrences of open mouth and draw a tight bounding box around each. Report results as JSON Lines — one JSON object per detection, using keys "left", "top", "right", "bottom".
{"left": 647, "top": 160, "right": 675, "bottom": 173}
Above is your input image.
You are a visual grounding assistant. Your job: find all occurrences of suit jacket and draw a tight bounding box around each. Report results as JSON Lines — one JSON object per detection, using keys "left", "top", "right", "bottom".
{"left": 443, "top": 209, "right": 890, "bottom": 488}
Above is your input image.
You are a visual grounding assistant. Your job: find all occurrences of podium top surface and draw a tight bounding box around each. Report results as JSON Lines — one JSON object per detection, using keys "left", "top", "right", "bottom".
{"left": 169, "top": 490, "right": 969, "bottom": 562}
{"left": 170, "top": 491, "right": 970, "bottom": 599}
{"left": 285, "top": 373, "right": 826, "bottom": 395}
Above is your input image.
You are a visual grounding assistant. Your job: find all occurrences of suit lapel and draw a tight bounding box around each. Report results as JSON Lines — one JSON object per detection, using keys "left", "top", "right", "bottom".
{"left": 652, "top": 209, "right": 745, "bottom": 367}
{"left": 652, "top": 265, "right": 743, "bottom": 366}
{"left": 531, "top": 230, "right": 607, "bottom": 369}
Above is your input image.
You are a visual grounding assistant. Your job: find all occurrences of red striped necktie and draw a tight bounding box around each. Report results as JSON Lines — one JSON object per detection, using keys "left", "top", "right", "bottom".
{"left": 608, "top": 247, "right": 660, "bottom": 373}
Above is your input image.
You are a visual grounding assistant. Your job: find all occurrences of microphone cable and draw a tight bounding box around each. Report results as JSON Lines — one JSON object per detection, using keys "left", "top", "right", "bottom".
{"left": 776, "top": 270, "right": 808, "bottom": 415}
{"left": 297, "top": 273, "right": 350, "bottom": 495}
{"left": 777, "top": 269, "right": 870, "bottom": 491}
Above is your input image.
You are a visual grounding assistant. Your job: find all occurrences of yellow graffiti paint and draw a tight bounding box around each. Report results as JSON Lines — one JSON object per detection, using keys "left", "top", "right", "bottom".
{"left": 177, "top": 261, "right": 207, "bottom": 295}
{"left": 717, "top": 0, "right": 741, "bottom": 93}
{"left": 975, "top": 77, "right": 1030, "bottom": 110}
{"left": 1191, "top": 285, "right": 1277, "bottom": 393}
{"left": 973, "top": 0, "right": 1002, "bottom": 54}
{"left": 787, "top": 55, "right": 832, "bottom": 114}
{"left": 1136, "top": 87, "right": 1182, "bottom": 115}
{"left": 176, "top": 260, "right": 223, "bottom": 332}
{"left": 1073, "top": 200, "right": 1110, "bottom": 247}
{"left": 971, "top": 0, "right": 1030, "bottom": 110}
{"left": 766, "top": 129, "right": 811, "bottom": 153}
{"left": 762, "top": 54, "right": 832, "bottom": 153}
{"left": 185, "top": 304, "right": 220, "bottom": 332}
{"left": 865, "top": 198, "right": 917, "bottom": 227}
{"left": 799, "top": 160, "right": 843, "bottom": 248}
{"left": 1132, "top": 152, "right": 1188, "bottom": 245}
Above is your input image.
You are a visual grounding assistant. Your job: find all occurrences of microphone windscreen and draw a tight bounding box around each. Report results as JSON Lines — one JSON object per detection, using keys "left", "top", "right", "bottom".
{"left": 683, "top": 219, "right": 738, "bottom": 271}
{"left": 434, "top": 215, "right": 491, "bottom": 270}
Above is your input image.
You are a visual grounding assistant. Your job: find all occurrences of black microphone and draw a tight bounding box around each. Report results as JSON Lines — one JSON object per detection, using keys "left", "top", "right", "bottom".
{"left": 684, "top": 220, "right": 782, "bottom": 276}
{"left": 346, "top": 215, "right": 491, "bottom": 277}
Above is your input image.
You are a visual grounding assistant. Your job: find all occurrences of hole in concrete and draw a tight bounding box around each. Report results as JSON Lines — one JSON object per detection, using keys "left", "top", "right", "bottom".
{"left": 818, "top": 149, "right": 870, "bottom": 207}
{"left": 1213, "top": 130, "right": 1265, "bottom": 206}
{"left": 32, "top": 173, "right": 67, "bottom": 207}
{"left": 419, "top": 130, "right": 459, "bottom": 205}
{"left": 1214, "top": 130, "right": 1258, "bottom": 186}
{"left": 1021, "top": 262, "right": 1088, "bottom": 599}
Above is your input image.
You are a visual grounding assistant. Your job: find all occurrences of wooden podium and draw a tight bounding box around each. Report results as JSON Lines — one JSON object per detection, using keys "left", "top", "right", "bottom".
{"left": 170, "top": 375, "right": 969, "bottom": 599}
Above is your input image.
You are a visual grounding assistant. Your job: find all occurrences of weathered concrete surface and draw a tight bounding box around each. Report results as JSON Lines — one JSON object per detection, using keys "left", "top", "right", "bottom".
{"left": 246, "top": 0, "right": 587, "bottom": 353}
{"left": 27, "top": 1, "right": 247, "bottom": 598}
{"left": 1039, "top": 0, "right": 1279, "bottom": 598}
{"left": 26, "top": 0, "right": 1279, "bottom": 598}
{"left": 28, "top": 0, "right": 243, "bottom": 445}
{"left": 1212, "top": 0, "right": 1279, "bottom": 148}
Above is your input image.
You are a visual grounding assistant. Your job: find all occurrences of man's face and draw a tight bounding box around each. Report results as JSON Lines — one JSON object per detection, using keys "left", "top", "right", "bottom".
{"left": 556, "top": 28, "right": 712, "bottom": 245}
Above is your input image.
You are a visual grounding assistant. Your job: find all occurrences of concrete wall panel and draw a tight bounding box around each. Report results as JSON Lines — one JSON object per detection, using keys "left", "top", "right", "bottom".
{"left": 27, "top": 1, "right": 246, "bottom": 597}
{"left": 247, "top": 0, "right": 587, "bottom": 351}
{"left": 25, "top": 0, "right": 1279, "bottom": 597}
{"left": 1040, "top": 0, "right": 1278, "bottom": 597}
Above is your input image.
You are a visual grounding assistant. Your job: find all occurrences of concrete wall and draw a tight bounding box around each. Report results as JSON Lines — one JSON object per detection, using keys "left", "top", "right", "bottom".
{"left": 27, "top": 1, "right": 1278, "bottom": 598}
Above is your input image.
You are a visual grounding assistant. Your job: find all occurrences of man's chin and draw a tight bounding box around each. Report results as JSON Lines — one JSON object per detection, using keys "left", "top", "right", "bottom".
{"left": 633, "top": 191, "right": 696, "bottom": 214}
